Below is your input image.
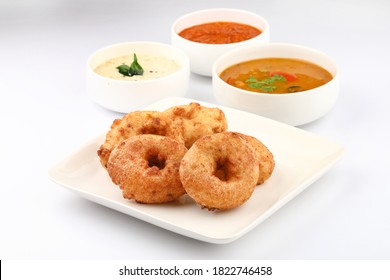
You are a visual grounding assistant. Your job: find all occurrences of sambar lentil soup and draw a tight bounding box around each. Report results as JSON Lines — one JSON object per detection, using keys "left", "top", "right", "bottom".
{"left": 220, "top": 58, "right": 333, "bottom": 94}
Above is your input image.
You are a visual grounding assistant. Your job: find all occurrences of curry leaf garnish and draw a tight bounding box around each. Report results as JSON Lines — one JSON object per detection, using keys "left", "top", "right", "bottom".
{"left": 245, "top": 75, "right": 286, "bottom": 92}
{"left": 116, "top": 53, "right": 144, "bottom": 77}
{"left": 259, "top": 85, "right": 277, "bottom": 92}
{"left": 129, "top": 53, "right": 144, "bottom": 76}
{"left": 117, "top": 64, "right": 130, "bottom": 76}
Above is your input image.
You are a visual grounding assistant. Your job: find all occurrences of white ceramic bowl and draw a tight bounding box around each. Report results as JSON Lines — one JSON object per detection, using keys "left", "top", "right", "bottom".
{"left": 212, "top": 43, "right": 340, "bottom": 126}
{"left": 87, "top": 41, "right": 190, "bottom": 113}
{"left": 171, "top": 8, "right": 270, "bottom": 76}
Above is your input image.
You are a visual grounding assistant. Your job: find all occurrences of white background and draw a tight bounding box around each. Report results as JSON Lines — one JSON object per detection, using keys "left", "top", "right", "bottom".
{"left": 1, "top": 0, "right": 389, "bottom": 259}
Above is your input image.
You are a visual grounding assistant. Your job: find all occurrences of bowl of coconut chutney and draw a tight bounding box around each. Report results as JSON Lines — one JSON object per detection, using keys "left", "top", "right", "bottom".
{"left": 87, "top": 41, "right": 190, "bottom": 113}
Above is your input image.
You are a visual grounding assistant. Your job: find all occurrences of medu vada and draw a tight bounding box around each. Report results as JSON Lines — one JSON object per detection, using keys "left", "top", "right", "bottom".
{"left": 179, "top": 132, "right": 259, "bottom": 210}
{"left": 237, "top": 133, "right": 275, "bottom": 185}
{"left": 97, "top": 110, "right": 183, "bottom": 168}
{"left": 107, "top": 134, "right": 188, "bottom": 204}
{"left": 163, "top": 102, "right": 228, "bottom": 148}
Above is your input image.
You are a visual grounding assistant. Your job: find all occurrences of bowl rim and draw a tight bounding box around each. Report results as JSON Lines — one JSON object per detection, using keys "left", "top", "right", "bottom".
{"left": 171, "top": 8, "right": 270, "bottom": 47}
{"left": 87, "top": 41, "right": 190, "bottom": 84}
{"left": 212, "top": 42, "right": 339, "bottom": 97}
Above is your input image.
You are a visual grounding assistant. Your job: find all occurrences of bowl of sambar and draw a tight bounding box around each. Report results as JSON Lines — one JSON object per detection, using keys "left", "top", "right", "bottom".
{"left": 212, "top": 43, "right": 339, "bottom": 126}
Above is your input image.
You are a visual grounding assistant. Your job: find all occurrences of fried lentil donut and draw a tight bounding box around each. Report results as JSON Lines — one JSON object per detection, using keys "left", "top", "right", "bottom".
{"left": 237, "top": 133, "right": 275, "bottom": 185}
{"left": 163, "top": 102, "right": 228, "bottom": 148}
{"left": 107, "top": 134, "right": 188, "bottom": 204}
{"left": 97, "top": 111, "right": 183, "bottom": 168}
{"left": 179, "top": 132, "right": 259, "bottom": 210}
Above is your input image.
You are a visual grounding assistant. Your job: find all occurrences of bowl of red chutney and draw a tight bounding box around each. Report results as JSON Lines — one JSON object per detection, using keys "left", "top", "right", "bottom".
{"left": 171, "top": 8, "right": 270, "bottom": 76}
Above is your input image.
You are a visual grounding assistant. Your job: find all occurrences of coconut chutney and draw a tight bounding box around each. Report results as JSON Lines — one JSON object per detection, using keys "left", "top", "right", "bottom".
{"left": 94, "top": 53, "right": 180, "bottom": 81}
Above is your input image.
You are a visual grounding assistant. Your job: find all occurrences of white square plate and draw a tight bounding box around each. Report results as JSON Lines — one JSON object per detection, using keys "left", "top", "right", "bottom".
{"left": 48, "top": 97, "right": 345, "bottom": 244}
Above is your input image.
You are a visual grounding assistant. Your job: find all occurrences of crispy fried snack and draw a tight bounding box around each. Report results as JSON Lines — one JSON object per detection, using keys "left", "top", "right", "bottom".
{"left": 107, "top": 134, "right": 188, "bottom": 204}
{"left": 179, "top": 132, "right": 259, "bottom": 210}
{"left": 237, "top": 133, "right": 275, "bottom": 185}
{"left": 163, "top": 102, "right": 228, "bottom": 148}
{"left": 97, "top": 111, "right": 183, "bottom": 168}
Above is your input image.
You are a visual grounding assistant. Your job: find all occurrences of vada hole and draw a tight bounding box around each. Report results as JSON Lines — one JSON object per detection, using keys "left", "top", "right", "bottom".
{"left": 147, "top": 153, "right": 166, "bottom": 170}
{"left": 214, "top": 158, "right": 232, "bottom": 182}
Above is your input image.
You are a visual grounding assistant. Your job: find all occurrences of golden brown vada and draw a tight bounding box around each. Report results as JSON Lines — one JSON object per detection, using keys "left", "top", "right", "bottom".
{"left": 179, "top": 132, "right": 259, "bottom": 210}
{"left": 237, "top": 133, "right": 275, "bottom": 185}
{"left": 97, "top": 111, "right": 183, "bottom": 168}
{"left": 107, "top": 134, "right": 188, "bottom": 204}
{"left": 163, "top": 102, "right": 228, "bottom": 148}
